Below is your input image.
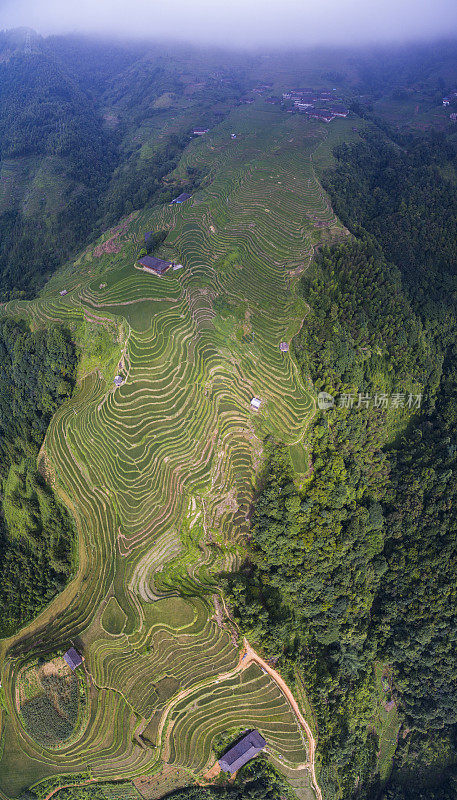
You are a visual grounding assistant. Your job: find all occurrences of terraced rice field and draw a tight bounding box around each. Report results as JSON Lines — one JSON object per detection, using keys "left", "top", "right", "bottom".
{"left": 0, "top": 105, "right": 350, "bottom": 799}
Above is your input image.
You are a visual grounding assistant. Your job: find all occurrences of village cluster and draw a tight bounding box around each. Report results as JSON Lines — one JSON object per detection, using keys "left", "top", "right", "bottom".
{"left": 281, "top": 88, "right": 350, "bottom": 122}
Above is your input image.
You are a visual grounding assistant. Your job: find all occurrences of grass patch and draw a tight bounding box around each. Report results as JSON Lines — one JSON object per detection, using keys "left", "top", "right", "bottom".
{"left": 74, "top": 318, "right": 121, "bottom": 380}
{"left": 288, "top": 442, "right": 308, "bottom": 475}
{"left": 101, "top": 597, "right": 127, "bottom": 635}
{"left": 371, "top": 663, "right": 401, "bottom": 783}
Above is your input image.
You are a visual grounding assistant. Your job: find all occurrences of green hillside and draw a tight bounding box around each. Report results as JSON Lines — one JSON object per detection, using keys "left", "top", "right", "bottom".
{"left": 0, "top": 30, "right": 245, "bottom": 301}
{"left": 0, "top": 103, "right": 346, "bottom": 798}
{"left": 3, "top": 32, "right": 457, "bottom": 800}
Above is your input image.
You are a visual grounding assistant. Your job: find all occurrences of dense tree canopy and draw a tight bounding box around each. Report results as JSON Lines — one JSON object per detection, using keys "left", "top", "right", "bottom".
{"left": 0, "top": 318, "right": 77, "bottom": 636}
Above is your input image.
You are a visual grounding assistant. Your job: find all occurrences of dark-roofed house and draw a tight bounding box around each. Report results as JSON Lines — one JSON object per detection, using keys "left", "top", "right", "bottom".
{"left": 63, "top": 647, "right": 83, "bottom": 671}
{"left": 171, "top": 192, "right": 192, "bottom": 204}
{"left": 138, "top": 255, "right": 173, "bottom": 275}
{"left": 218, "top": 730, "right": 266, "bottom": 774}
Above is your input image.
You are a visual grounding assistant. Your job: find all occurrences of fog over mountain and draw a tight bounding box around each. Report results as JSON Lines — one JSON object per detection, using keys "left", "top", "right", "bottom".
{"left": 2, "top": 0, "right": 457, "bottom": 48}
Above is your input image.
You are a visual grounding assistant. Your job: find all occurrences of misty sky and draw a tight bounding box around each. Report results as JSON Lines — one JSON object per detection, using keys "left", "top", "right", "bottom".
{"left": 2, "top": 0, "right": 457, "bottom": 48}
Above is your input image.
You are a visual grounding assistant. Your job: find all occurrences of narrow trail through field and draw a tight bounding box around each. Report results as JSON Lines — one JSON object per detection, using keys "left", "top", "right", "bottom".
{"left": 42, "top": 779, "right": 97, "bottom": 800}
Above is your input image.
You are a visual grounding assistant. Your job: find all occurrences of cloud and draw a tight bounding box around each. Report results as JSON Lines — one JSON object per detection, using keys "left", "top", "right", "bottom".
{"left": 2, "top": 0, "right": 457, "bottom": 48}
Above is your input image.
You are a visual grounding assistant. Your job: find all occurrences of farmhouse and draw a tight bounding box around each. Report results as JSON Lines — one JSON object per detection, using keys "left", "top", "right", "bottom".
{"left": 193, "top": 129, "right": 209, "bottom": 135}
{"left": 114, "top": 375, "right": 124, "bottom": 387}
{"left": 171, "top": 192, "right": 192, "bottom": 204}
{"left": 138, "top": 255, "right": 173, "bottom": 275}
{"left": 59, "top": 289, "right": 68, "bottom": 296}
{"left": 218, "top": 730, "right": 266, "bottom": 774}
{"left": 63, "top": 647, "right": 84, "bottom": 671}
{"left": 250, "top": 397, "right": 262, "bottom": 411}
{"left": 279, "top": 341, "right": 289, "bottom": 352}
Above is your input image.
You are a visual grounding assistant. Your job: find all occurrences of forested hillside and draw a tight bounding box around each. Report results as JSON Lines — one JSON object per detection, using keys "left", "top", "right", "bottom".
{"left": 227, "top": 119, "right": 457, "bottom": 800}
{"left": 0, "top": 31, "right": 116, "bottom": 297}
{"left": 0, "top": 30, "right": 245, "bottom": 301}
{"left": 0, "top": 319, "right": 77, "bottom": 635}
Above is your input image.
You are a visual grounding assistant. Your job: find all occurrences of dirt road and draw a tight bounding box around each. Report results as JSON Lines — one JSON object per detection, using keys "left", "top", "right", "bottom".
{"left": 46, "top": 637, "right": 322, "bottom": 800}
{"left": 242, "top": 638, "right": 322, "bottom": 800}
{"left": 158, "top": 636, "right": 322, "bottom": 800}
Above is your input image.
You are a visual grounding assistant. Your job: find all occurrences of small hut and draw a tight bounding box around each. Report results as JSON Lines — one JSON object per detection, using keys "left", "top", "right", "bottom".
{"left": 171, "top": 192, "right": 192, "bottom": 204}
{"left": 63, "top": 647, "right": 84, "bottom": 671}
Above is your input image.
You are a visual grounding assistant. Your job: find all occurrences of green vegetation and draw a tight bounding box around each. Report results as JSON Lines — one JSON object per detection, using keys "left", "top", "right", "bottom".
{"left": 4, "top": 36, "right": 457, "bottom": 800}
{"left": 0, "top": 104, "right": 328, "bottom": 796}
{"left": 73, "top": 318, "right": 121, "bottom": 381}
{"left": 323, "top": 124, "right": 457, "bottom": 794}
{"left": 0, "top": 319, "right": 77, "bottom": 636}
{"left": 101, "top": 598, "right": 127, "bottom": 635}
{"left": 165, "top": 757, "right": 296, "bottom": 800}
{"left": 226, "top": 441, "right": 383, "bottom": 797}
{"left": 20, "top": 664, "right": 79, "bottom": 747}
{"left": 0, "top": 30, "right": 244, "bottom": 302}
{"left": 227, "top": 110, "right": 457, "bottom": 800}
{"left": 0, "top": 34, "right": 116, "bottom": 299}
